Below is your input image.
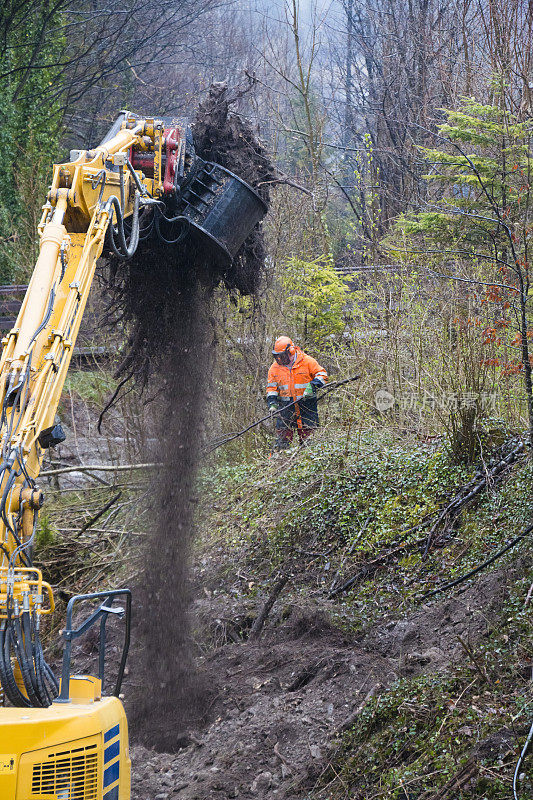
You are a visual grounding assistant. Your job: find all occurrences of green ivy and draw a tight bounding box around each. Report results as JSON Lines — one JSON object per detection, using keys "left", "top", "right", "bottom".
{"left": 0, "top": 9, "right": 65, "bottom": 281}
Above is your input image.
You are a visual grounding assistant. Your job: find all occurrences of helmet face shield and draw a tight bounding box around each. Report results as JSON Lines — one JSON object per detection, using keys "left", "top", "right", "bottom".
{"left": 274, "top": 347, "right": 291, "bottom": 366}
{"left": 272, "top": 336, "right": 295, "bottom": 366}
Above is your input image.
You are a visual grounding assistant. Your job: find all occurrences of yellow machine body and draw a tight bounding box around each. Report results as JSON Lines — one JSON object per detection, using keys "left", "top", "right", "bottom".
{"left": 0, "top": 678, "right": 130, "bottom": 800}
{"left": 0, "top": 114, "right": 164, "bottom": 799}
{"left": 0, "top": 108, "right": 266, "bottom": 798}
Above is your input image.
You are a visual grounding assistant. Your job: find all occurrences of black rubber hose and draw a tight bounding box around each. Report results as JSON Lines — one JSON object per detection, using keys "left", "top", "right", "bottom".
{"left": 105, "top": 193, "right": 140, "bottom": 260}
{"left": 26, "top": 283, "right": 56, "bottom": 350}
{"left": 154, "top": 207, "right": 189, "bottom": 245}
{"left": 12, "top": 615, "right": 42, "bottom": 706}
{"left": 0, "top": 470, "right": 19, "bottom": 542}
{"left": 32, "top": 639, "right": 50, "bottom": 705}
{"left": 33, "top": 633, "right": 55, "bottom": 705}
{"left": 42, "top": 656, "right": 59, "bottom": 695}
{"left": 124, "top": 211, "right": 154, "bottom": 242}
{"left": 33, "top": 621, "right": 58, "bottom": 698}
{"left": 9, "top": 507, "right": 38, "bottom": 570}
{"left": 0, "top": 622, "right": 31, "bottom": 707}
{"left": 0, "top": 622, "right": 18, "bottom": 705}
{"left": 21, "top": 611, "right": 44, "bottom": 704}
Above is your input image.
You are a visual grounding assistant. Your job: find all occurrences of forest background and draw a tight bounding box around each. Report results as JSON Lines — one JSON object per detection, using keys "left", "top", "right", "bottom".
{"left": 2, "top": 4, "right": 533, "bottom": 798}
{"left": 2, "top": 0, "right": 533, "bottom": 461}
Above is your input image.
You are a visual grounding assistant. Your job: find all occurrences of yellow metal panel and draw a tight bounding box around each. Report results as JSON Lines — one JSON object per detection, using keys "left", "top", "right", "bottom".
{"left": 17, "top": 733, "right": 101, "bottom": 800}
{"left": 66, "top": 677, "right": 102, "bottom": 705}
{"left": 0, "top": 697, "right": 129, "bottom": 800}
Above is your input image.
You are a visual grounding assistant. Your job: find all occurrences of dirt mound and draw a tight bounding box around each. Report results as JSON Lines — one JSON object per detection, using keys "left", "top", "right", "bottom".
{"left": 128, "top": 554, "right": 518, "bottom": 798}
{"left": 131, "top": 632, "right": 390, "bottom": 800}
{"left": 363, "top": 569, "right": 508, "bottom": 674}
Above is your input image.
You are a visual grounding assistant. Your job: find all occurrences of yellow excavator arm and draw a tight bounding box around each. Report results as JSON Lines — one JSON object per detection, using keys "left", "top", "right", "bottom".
{"left": 0, "top": 112, "right": 267, "bottom": 799}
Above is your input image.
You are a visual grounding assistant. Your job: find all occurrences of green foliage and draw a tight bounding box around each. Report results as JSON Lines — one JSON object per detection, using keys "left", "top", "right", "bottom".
{"left": 281, "top": 254, "right": 349, "bottom": 345}
{"left": 396, "top": 98, "right": 532, "bottom": 248}
{"left": 35, "top": 512, "right": 57, "bottom": 550}
{"left": 387, "top": 94, "right": 533, "bottom": 453}
{"left": 63, "top": 371, "right": 117, "bottom": 406}
{"left": 393, "top": 96, "right": 532, "bottom": 259}
{"left": 0, "top": 9, "right": 65, "bottom": 281}
{"left": 202, "top": 424, "right": 533, "bottom": 625}
{"left": 202, "top": 429, "right": 474, "bottom": 567}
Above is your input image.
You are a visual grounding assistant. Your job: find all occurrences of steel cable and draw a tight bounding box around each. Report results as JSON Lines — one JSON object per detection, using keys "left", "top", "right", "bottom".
{"left": 514, "top": 716, "right": 533, "bottom": 799}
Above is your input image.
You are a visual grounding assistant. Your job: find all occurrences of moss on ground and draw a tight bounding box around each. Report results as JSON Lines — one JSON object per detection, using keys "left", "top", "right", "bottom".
{"left": 317, "top": 568, "right": 532, "bottom": 799}
{"left": 200, "top": 428, "right": 530, "bottom": 616}
{"left": 199, "top": 427, "right": 533, "bottom": 798}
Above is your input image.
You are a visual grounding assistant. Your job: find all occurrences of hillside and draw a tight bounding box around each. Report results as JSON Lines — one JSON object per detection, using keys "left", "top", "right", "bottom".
{"left": 38, "top": 414, "right": 533, "bottom": 799}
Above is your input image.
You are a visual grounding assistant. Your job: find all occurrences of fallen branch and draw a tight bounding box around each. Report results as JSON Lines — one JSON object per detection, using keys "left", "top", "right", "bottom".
{"left": 422, "top": 439, "right": 525, "bottom": 558}
{"left": 335, "top": 682, "right": 382, "bottom": 734}
{"left": 77, "top": 492, "right": 122, "bottom": 536}
{"left": 40, "top": 462, "right": 162, "bottom": 477}
{"left": 249, "top": 574, "right": 289, "bottom": 640}
{"left": 456, "top": 635, "right": 490, "bottom": 683}
{"left": 423, "top": 757, "right": 478, "bottom": 800}
{"left": 422, "top": 521, "right": 533, "bottom": 600}
{"left": 329, "top": 516, "right": 370, "bottom": 594}
{"left": 329, "top": 537, "right": 427, "bottom": 598}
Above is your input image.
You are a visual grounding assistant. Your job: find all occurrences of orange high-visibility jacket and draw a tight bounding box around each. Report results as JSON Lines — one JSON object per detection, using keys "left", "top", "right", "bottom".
{"left": 266, "top": 346, "right": 328, "bottom": 403}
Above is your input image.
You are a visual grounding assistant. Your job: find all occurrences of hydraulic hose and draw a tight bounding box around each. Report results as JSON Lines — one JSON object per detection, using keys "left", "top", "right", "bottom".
{"left": 154, "top": 207, "right": 189, "bottom": 245}
{"left": 0, "top": 612, "right": 56, "bottom": 707}
{"left": 0, "top": 622, "right": 31, "bottom": 707}
{"left": 33, "top": 628, "right": 57, "bottom": 704}
{"left": 11, "top": 614, "right": 42, "bottom": 706}
{"left": 105, "top": 192, "right": 140, "bottom": 260}
{"left": 21, "top": 611, "right": 42, "bottom": 705}
{"left": 32, "top": 637, "right": 50, "bottom": 705}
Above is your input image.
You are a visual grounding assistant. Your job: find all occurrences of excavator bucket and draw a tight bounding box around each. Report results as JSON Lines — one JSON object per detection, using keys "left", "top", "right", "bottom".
{"left": 104, "top": 112, "right": 267, "bottom": 266}
{"left": 172, "top": 158, "right": 268, "bottom": 266}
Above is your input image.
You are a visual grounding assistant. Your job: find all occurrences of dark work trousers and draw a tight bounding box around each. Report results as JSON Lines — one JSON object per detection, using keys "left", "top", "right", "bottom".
{"left": 273, "top": 396, "right": 319, "bottom": 450}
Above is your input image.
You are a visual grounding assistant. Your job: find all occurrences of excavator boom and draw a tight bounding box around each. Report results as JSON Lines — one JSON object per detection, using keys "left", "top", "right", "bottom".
{"left": 0, "top": 112, "right": 266, "bottom": 799}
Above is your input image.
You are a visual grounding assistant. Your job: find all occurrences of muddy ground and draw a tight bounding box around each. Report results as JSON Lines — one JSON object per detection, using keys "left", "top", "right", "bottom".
{"left": 129, "top": 553, "right": 513, "bottom": 800}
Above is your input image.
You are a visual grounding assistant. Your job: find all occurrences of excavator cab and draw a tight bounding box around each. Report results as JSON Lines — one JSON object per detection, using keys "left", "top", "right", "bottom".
{"left": 0, "top": 590, "right": 132, "bottom": 800}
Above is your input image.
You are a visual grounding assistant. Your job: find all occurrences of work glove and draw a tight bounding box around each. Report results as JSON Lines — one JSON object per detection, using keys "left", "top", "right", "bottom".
{"left": 303, "top": 383, "right": 316, "bottom": 398}
{"left": 267, "top": 402, "right": 278, "bottom": 419}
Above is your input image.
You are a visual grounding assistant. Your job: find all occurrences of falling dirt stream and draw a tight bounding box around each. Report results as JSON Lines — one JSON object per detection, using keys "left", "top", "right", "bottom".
{"left": 101, "top": 83, "right": 275, "bottom": 749}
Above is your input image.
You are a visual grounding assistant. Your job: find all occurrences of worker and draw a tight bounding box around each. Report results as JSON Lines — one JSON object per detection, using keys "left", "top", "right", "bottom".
{"left": 266, "top": 336, "right": 328, "bottom": 450}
